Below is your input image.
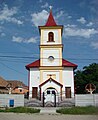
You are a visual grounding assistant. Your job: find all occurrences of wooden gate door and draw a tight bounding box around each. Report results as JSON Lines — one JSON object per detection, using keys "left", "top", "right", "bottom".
{"left": 66, "top": 87, "right": 71, "bottom": 98}
{"left": 32, "top": 87, "right": 38, "bottom": 98}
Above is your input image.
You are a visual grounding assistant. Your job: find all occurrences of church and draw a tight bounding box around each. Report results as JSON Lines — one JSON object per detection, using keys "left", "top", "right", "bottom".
{"left": 26, "top": 10, "right": 77, "bottom": 103}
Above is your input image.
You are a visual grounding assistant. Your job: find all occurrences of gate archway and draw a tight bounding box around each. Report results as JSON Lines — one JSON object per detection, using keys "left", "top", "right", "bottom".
{"left": 43, "top": 87, "right": 58, "bottom": 107}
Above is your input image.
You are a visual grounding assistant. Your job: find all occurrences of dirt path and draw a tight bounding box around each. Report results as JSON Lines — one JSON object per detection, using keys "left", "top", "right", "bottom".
{"left": 0, "top": 113, "right": 98, "bottom": 120}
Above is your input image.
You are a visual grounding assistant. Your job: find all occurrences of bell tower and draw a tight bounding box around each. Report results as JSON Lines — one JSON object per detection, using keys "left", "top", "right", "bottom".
{"left": 39, "top": 10, "right": 63, "bottom": 68}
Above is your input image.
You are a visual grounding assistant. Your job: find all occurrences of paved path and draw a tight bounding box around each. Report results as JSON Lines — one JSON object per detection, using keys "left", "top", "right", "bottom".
{"left": 0, "top": 113, "right": 98, "bottom": 120}
{"left": 38, "top": 107, "right": 58, "bottom": 114}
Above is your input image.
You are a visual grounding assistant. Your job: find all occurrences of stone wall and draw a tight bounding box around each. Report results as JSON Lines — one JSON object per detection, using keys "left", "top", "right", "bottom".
{"left": 0, "top": 94, "right": 24, "bottom": 107}
{"left": 75, "top": 94, "right": 98, "bottom": 107}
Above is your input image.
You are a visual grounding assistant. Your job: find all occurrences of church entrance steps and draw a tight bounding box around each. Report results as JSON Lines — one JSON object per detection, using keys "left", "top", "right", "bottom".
{"left": 58, "top": 98, "right": 75, "bottom": 107}
{"left": 39, "top": 107, "right": 58, "bottom": 114}
{"left": 24, "top": 98, "right": 75, "bottom": 107}
{"left": 24, "top": 98, "right": 42, "bottom": 107}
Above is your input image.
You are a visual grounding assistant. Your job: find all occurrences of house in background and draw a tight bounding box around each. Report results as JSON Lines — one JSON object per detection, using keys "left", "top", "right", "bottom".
{"left": 0, "top": 76, "right": 28, "bottom": 95}
{"left": 0, "top": 77, "right": 27, "bottom": 107}
{"left": 7, "top": 80, "right": 28, "bottom": 95}
{"left": 26, "top": 10, "right": 77, "bottom": 102}
{"left": 0, "top": 76, "right": 8, "bottom": 94}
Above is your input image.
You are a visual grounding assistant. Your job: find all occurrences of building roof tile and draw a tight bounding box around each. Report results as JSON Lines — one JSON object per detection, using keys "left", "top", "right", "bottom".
{"left": 0, "top": 76, "right": 8, "bottom": 87}
{"left": 25, "top": 59, "right": 77, "bottom": 70}
{"left": 39, "top": 77, "right": 63, "bottom": 87}
{"left": 45, "top": 10, "right": 57, "bottom": 26}
{"left": 7, "top": 80, "right": 27, "bottom": 89}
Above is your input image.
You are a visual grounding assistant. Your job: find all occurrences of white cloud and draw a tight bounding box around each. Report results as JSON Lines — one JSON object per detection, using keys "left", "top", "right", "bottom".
{"left": 77, "top": 17, "right": 86, "bottom": 24}
{"left": 67, "top": 16, "right": 72, "bottom": 19}
{"left": 0, "top": 5, "right": 23, "bottom": 25}
{"left": 25, "top": 37, "right": 37, "bottom": 43}
{"left": 39, "top": 0, "right": 42, "bottom": 3}
{"left": 12, "top": 36, "right": 38, "bottom": 43}
{"left": 12, "top": 36, "right": 23, "bottom": 43}
{"left": 41, "top": 2, "right": 49, "bottom": 8}
{"left": 10, "top": 18, "right": 23, "bottom": 25}
{"left": 64, "top": 25, "right": 98, "bottom": 38}
{"left": 91, "top": 42, "right": 98, "bottom": 49}
{"left": 87, "top": 22, "right": 93, "bottom": 27}
{"left": 31, "top": 10, "right": 49, "bottom": 27}
{"left": 56, "top": 10, "right": 64, "bottom": 19}
{"left": 31, "top": 9, "right": 66, "bottom": 27}
{"left": 64, "top": 24, "right": 77, "bottom": 28}
{"left": 0, "top": 33, "right": 6, "bottom": 37}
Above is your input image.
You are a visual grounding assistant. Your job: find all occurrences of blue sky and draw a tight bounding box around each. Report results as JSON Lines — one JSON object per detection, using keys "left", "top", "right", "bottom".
{"left": 0, "top": 0, "right": 98, "bottom": 85}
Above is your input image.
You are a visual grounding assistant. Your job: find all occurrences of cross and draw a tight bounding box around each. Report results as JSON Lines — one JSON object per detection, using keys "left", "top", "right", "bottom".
{"left": 49, "top": 6, "right": 53, "bottom": 10}
{"left": 49, "top": 74, "right": 52, "bottom": 78}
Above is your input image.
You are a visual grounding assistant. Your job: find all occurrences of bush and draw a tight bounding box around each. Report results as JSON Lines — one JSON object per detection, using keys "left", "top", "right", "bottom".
{"left": 56, "top": 106, "right": 98, "bottom": 115}
{"left": 0, "top": 107, "right": 40, "bottom": 113}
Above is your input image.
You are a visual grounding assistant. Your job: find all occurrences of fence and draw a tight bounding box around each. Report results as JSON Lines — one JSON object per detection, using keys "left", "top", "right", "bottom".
{"left": 0, "top": 94, "right": 24, "bottom": 107}
{"left": 75, "top": 94, "right": 98, "bottom": 107}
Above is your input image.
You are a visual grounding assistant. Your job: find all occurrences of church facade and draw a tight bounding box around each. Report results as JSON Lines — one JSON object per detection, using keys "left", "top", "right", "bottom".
{"left": 26, "top": 10, "right": 77, "bottom": 102}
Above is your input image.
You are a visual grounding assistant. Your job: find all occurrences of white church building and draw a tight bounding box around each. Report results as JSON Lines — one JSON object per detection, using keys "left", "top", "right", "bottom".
{"left": 26, "top": 10, "right": 77, "bottom": 102}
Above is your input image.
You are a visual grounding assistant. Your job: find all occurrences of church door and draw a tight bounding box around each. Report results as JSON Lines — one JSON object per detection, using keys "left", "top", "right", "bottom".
{"left": 66, "top": 87, "right": 71, "bottom": 98}
{"left": 44, "top": 88, "right": 58, "bottom": 102}
{"left": 32, "top": 87, "right": 38, "bottom": 98}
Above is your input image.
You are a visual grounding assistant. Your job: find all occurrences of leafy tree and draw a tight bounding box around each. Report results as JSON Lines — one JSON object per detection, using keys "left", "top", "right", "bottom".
{"left": 75, "top": 63, "right": 98, "bottom": 94}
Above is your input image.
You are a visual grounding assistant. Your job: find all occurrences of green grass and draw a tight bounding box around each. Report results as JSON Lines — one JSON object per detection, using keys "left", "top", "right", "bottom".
{"left": 0, "top": 107, "right": 40, "bottom": 113}
{"left": 56, "top": 106, "right": 98, "bottom": 115}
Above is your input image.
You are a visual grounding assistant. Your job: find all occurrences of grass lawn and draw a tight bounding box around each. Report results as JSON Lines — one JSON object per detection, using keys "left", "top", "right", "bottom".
{"left": 0, "top": 107, "right": 40, "bottom": 113}
{"left": 56, "top": 106, "right": 98, "bottom": 115}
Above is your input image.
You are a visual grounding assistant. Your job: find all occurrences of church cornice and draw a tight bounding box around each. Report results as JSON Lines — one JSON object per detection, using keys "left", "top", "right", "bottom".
{"left": 39, "top": 66, "right": 64, "bottom": 70}
{"left": 38, "top": 26, "right": 63, "bottom": 29}
{"left": 38, "top": 26, "right": 63, "bottom": 35}
{"left": 40, "top": 44, "right": 63, "bottom": 48}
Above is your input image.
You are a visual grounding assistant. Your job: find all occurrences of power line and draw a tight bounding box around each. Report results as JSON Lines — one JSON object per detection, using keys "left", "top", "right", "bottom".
{"left": 0, "top": 62, "right": 27, "bottom": 76}
{"left": 0, "top": 58, "right": 29, "bottom": 63}
{"left": 0, "top": 55, "right": 37, "bottom": 59}
{"left": 0, "top": 55, "right": 98, "bottom": 61}
{"left": 0, "top": 51, "right": 98, "bottom": 56}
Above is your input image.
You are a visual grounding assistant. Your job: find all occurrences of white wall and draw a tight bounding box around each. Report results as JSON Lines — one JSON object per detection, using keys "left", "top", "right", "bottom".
{"left": 29, "top": 68, "right": 40, "bottom": 98}
{"left": 75, "top": 94, "right": 98, "bottom": 107}
{"left": 42, "top": 71, "right": 60, "bottom": 82}
{"left": 29, "top": 67, "right": 75, "bottom": 98}
{"left": 41, "top": 80, "right": 61, "bottom": 93}
{"left": 42, "top": 49, "right": 60, "bottom": 66}
{"left": 42, "top": 29, "right": 61, "bottom": 45}
{"left": 63, "top": 67, "right": 74, "bottom": 97}
{"left": 0, "top": 94, "right": 24, "bottom": 107}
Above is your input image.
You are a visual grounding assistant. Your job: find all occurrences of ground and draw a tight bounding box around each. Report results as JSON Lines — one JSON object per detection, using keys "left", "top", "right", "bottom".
{"left": 0, "top": 113, "right": 98, "bottom": 120}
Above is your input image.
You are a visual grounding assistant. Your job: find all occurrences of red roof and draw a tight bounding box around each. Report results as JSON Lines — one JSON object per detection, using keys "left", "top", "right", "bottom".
{"left": 25, "top": 59, "right": 77, "bottom": 70}
{"left": 26, "top": 59, "right": 40, "bottom": 70}
{"left": 39, "top": 77, "right": 63, "bottom": 88}
{"left": 62, "top": 59, "right": 77, "bottom": 68}
{"left": 45, "top": 10, "right": 57, "bottom": 26}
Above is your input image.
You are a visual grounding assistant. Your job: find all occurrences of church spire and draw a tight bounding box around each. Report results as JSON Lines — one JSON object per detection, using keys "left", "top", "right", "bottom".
{"left": 45, "top": 7, "right": 57, "bottom": 26}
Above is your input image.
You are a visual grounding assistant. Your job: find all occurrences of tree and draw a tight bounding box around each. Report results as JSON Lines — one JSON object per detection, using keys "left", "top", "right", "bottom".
{"left": 75, "top": 63, "right": 98, "bottom": 94}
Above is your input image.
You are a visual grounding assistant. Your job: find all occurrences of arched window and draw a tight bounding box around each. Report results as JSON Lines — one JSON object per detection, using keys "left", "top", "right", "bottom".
{"left": 48, "top": 32, "right": 54, "bottom": 42}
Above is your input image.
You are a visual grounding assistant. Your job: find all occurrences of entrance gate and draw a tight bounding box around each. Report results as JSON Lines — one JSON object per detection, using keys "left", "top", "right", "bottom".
{"left": 42, "top": 88, "right": 57, "bottom": 107}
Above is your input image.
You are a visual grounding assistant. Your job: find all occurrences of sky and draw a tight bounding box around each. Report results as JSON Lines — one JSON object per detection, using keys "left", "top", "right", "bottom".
{"left": 0, "top": 0, "right": 98, "bottom": 85}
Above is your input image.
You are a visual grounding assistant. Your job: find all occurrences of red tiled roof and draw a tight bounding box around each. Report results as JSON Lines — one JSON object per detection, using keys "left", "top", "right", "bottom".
{"left": 62, "top": 59, "right": 77, "bottom": 68}
{"left": 25, "top": 59, "right": 77, "bottom": 70}
{"left": 0, "top": 76, "right": 8, "bottom": 87}
{"left": 39, "top": 77, "right": 63, "bottom": 87}
{"left": 45, "top": 10, "right": 57, "bottom": 26}
{"left": 26, "top": 59, "right": 40, "bottom": 70}
{"left": 7, "top": 80, "right": 27, "bottom": 89}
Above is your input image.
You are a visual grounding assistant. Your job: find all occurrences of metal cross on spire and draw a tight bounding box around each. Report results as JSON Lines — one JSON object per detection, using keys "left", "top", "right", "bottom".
{"left": 49, "top": 5, "right": 53, "bottom": 10}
